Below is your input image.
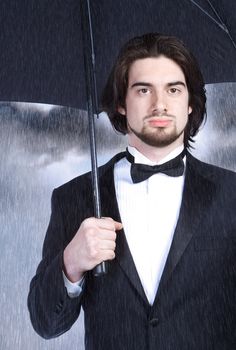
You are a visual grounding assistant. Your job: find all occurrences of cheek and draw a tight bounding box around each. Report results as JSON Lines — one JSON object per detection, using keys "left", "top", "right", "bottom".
{"left": 126, "top": 103, "right": 139, "bottom": 119}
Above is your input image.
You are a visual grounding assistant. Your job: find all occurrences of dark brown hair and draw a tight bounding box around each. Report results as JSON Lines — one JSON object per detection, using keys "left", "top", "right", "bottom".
{"left": 101, "top": 33, "right": 206, "bottom": 148}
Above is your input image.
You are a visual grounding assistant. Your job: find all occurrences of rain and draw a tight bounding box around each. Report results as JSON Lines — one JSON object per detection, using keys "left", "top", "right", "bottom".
{"left": 0, "top": 82, "right": 235, "bottom": 349}
{"left": 0, "top": 1, "right": 236, "bottom": 348}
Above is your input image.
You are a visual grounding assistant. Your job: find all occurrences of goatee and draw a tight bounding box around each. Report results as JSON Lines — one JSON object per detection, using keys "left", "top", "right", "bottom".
{"left": 128, "top": 123, "right": 185, "bottom": 148}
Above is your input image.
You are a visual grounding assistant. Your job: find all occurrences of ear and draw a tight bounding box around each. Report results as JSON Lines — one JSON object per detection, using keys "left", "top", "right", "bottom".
{"left": 118, "top": 106, "right": 126, "bottom": 115}
{"left": 188, "top": 106, "right": 192, "bottom": 115}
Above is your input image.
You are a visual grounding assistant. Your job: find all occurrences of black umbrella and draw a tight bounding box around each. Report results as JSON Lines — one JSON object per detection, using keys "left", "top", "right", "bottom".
{"left": 0, "top": 0, "right": 235, "bottom": 274}
{"left": 0, "top": 0, "right": 235, "bottom": 108}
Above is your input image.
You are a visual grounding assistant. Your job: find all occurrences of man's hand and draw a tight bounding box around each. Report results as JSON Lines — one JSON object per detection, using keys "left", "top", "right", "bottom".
{"left": 63, "top": 217, "right": 123, "bottom": 282}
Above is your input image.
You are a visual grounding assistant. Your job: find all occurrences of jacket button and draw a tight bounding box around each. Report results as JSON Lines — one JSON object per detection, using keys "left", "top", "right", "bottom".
{"left": 149, "top": 318, "right": 159, "bottom": 327}
{"left": 55, "top": 301, "right": 63, "bottom": 314}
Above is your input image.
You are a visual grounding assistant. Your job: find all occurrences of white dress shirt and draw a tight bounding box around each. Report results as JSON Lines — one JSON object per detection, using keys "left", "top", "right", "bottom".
{"left": 114, "top": 145, "right": 185, "bottom": 304}
{"left": 63, "top": 271, "right": 84, "bottom": 298}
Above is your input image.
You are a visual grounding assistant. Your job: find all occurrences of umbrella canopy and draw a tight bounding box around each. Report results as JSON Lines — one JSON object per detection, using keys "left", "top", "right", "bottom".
{"left": 0, "top": 0, "right": 235, "bottom": 110}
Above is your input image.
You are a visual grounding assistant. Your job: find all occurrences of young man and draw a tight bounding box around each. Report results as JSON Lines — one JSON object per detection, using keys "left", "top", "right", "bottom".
{"left": 28, "top": 33, "right": 236, "bottom": 349}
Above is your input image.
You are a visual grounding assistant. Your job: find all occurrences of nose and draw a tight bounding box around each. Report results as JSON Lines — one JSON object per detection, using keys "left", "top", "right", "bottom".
{"left": 151, "top": 91, "right": 167, "bottom": 114}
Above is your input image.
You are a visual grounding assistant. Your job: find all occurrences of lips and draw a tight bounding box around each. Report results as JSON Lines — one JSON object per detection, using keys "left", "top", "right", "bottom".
{"left": 147, "top": 118, "right": 172, "bottom": 127}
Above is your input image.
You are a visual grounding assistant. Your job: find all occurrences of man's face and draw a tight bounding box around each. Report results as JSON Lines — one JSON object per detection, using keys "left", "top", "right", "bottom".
{"left": 118, "top": 56, "right": 192, "bottom": 149}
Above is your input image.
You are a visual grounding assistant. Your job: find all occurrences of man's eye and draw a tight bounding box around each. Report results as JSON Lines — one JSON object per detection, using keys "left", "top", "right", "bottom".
{"left": 169, "top": 88, "right": 180, "bottom": 94}
{"left": 138, "top": 88, "right": 150, "bottom": 94}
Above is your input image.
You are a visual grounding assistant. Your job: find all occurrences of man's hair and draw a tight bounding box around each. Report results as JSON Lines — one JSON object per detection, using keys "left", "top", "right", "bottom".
{"left": 101, "top": 33, "right": 206, "bottom": 148}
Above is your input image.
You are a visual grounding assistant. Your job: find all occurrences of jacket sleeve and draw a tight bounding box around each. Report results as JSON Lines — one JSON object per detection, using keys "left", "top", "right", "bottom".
{"left": 27, "top": 189, "right": 83, "bottom": 339}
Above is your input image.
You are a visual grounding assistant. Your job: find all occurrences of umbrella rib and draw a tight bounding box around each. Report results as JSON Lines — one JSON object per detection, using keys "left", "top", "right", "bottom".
{"left": 86, "top": 0, "right": 99, "bottom": 114}
{"left": 189, "top": 0, "right": 236, "bottom": 49}
{"left": 206, "top": 0, "right": 236, "bottom": 49}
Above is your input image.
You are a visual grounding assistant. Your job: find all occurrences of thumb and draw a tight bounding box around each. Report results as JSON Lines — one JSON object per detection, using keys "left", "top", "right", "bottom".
{"left": 114, "top": 220, "right": 123, "bottom": 231}
{"left": 102, "top": 217, "right": 123, "bottom": 231}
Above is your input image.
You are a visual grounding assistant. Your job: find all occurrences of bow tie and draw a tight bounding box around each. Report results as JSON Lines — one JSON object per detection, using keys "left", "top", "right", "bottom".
{"left": 126, "top": 148, "right": 185, "bottom": 183}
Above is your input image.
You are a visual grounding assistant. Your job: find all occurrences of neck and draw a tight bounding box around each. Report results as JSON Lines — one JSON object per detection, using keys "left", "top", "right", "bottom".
{"left": 128, "top": 137, "right": 184, "bottom": 163}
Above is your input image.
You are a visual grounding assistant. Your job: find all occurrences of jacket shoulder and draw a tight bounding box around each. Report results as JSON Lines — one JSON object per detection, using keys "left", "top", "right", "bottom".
{"left": 53, "top": 151, "right": 126, "bottom": 197}
{"left": 187, "top": 153, "right": 236, "bottom": 198}
{"left": 187, "top": 153, "right": 236, "bottom": 178}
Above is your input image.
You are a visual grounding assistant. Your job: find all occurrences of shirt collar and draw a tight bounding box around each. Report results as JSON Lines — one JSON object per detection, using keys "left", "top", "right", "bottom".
{"left": 127, "top": 145, "right": 185, "bottom": 166}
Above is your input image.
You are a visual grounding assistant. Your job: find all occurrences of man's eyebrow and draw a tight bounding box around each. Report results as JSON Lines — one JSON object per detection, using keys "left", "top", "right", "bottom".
{"left": 167, "top": 81, "right": 186, "bottom": 88}
{"left": 130, "top": 82, "right": 152, "bottom": 88}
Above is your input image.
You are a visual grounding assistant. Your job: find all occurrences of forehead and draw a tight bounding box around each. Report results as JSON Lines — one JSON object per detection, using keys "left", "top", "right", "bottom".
{"left": 128, "top": 56, "right": 186, "bottom": 84}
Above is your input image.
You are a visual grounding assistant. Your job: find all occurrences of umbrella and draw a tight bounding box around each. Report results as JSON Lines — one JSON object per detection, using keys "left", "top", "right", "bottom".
{"left": 0, "top": 0, "right": 235, "bottom": 274}
{"left": 0, "top": 0, "right": 235, "bottom": 108}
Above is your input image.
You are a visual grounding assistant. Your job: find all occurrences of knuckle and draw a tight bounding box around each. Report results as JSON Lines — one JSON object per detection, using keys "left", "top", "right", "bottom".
{"left": 85, "top": 227, "right": 95, "bottom": 237}
{"left": 104, "top": 217, "right": 113, "bottom": 222}
{"left": 83, "top": 227, "right": 99, "bottom": 241}
{"left": 110, "top": 251, "right": 116, "bottom": 260}
{"left": 105, "top": 250, "right": 115, "bottom": 260}
{"left": 82, "top": 217, "right": 96, "bottom": 229}
{"left": 82, "top": 218, "right": 91, "bottom": 227}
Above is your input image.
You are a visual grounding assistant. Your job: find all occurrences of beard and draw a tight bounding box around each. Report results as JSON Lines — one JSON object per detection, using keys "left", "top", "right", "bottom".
{"left": 128, "top": 119, "right": 186, "bottom": 148}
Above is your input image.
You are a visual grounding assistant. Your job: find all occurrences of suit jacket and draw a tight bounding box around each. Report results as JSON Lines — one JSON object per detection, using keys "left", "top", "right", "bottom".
{"left": 28, "top": 152, "right": 236, "bottom": 350}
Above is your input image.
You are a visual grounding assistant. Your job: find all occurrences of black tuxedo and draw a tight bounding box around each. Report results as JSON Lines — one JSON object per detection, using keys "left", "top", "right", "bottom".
{"left": 28, "top": 152, "right": 236, "bottom": 349}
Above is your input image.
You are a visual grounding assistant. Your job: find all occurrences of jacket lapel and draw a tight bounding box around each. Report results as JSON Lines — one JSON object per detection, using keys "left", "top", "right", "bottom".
{"left": 156, "top": 154, "right": 217, "bottom": 297}
{"left": 99, "top": 153, "right": 149, "bottom": 304}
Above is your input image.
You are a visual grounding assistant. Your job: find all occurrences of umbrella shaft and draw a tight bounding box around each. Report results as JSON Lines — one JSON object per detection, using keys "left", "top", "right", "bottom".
{"left": 88, "top": 99, "right": 101, "bottom": 218}
{"left": 80, "top": 0, "right": 107, "bottom": 276}
{"left": 80, "top": 0, "right": 101, "bottom": 218}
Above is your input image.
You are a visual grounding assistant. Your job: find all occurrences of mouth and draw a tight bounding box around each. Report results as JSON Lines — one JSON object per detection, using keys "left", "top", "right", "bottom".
{"left": 147, "top": 117, "right": 173, "bottom": 127}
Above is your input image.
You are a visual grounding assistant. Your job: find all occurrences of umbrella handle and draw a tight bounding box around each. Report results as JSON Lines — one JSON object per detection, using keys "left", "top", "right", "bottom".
{"left": 93, "top": 261, "right": 108, "bottom": 276}
{"left": 88, "top": 110, "right": 108, "bottom": 277}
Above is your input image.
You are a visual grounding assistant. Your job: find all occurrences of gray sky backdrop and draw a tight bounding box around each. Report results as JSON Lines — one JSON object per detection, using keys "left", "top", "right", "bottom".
{"left": 0, "top": 83, "right": 235, "bottom": 350}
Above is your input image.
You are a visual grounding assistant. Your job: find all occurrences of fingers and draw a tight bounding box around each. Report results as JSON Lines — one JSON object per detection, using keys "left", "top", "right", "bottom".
{"left": 82, "top": 217, "right": 123, "bottom": 233}
{"left": 63, "top": 217, "right": 123, "bottom": 280}
{"left": 101, "top": 217, "right": 123, "bottom": 231}
{"left": 98, "top": 239, "right": 116, "bottom": 251}
{"left": 93, "top": 230, "right": 116, "bottom": 242}
{"left": 95, "top": 217, "right": 123, "bottom": 231}
{"left": 98, "top": 249, "right": 116, "bottom": 261}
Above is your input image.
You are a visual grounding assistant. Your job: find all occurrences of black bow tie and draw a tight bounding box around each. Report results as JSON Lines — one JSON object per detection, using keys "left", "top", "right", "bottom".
{"left": 126, "top": 148, "right": 185, "bottom": 183}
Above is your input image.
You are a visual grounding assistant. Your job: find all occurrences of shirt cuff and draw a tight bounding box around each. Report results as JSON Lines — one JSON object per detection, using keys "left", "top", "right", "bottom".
{"left": 62, "top": 270, "right": 85, "bottom": 298}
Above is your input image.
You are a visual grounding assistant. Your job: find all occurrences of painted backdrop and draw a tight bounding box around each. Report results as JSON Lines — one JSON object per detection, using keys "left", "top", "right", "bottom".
{"left": 0, "top": 83, "right": 235, "bottom": 349}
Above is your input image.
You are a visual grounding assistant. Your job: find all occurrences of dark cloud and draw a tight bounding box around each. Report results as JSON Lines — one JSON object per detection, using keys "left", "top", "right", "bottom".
{"left": 191, "top": 83, "right": 236, "bottom": 171}
{"left": 0, "top": 102, "right": 126, "bottom": 165}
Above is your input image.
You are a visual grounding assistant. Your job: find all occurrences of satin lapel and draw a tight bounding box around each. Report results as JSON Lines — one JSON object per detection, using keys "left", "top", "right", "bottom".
{"left": 99, "top": 155, "right": 149, "bottom": 304}
{"left": 156, "top": 155, "right": 216, "bottom": 296}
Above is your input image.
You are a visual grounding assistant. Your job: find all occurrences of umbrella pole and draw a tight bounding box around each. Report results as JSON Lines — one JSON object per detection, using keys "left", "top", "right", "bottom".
{"left": 80, "top": 0, "right": 107, "bottom": 276}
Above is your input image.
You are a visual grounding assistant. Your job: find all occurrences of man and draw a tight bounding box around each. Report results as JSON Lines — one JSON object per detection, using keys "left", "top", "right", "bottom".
{"left": 28, "top": 33, "right": 236, "bottom": 349}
